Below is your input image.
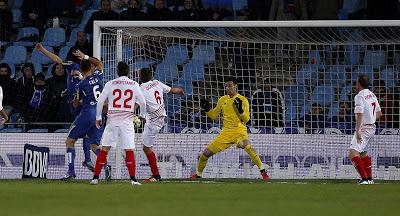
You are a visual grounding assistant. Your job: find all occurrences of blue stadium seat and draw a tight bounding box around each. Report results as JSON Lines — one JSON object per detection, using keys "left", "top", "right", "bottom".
{"left": 344, "top": 44, "right": 362, "bottom": 65}
{"left": 308, "top": 50, "right": 322, "bottom": 66}
{"left": 363, "top": 50, "right": 386, "bottom": 69}
{"left": 232, "top": 0, "right": 248, "bottom": 11}
{"left": 13, "top": 27, "right": 40, "bottom": 47}
{"left": 181, "top": 61, "right": 205, "bottom": 81}
{"left": 42, "top": 28, "right": 66, "bottom": 47}
{"left": 311, "top": 85, "right": 335, "bottom": 106}
{"left": 164, "top": 45, "right": 189, "bottom": 65}
{"left": 299, "top": 102, "right": 311, "bottom": 118}
{"left": 11, "top": 9, "right": 22, "bottom": 25}
{"left": 381, "top": 65, "right": 398, "bottom": 89}
{"left": 192, "top": 45, "right": 215, "bottom": 65}
{"left": 122, "top": 44, "right": 134, "bottom": 61}
{"left": 2, "top": 45, "right": 26, "bottom": 65}
{"left": 284, "top": 85, "right": 307, "bottom": 106}
{"left": 285, "top": 104, "right": 297, "bottom": 122}
{"left": 13, "top": 0, "right": 23, "bottom": 9}
{"left": 58, "top": 46, "right": 71, "bottom": 61}
{"left": 132, "top": 58, "right": 155, "bottom": 70}
{"left": 328, "top": 103, "right": 339, "bottom": 119}
{"left": 66, "top": 28, "right": 84, "bottom": 46}
{"left": 325, "top": 64, "right": 346, "bottom": 87}
{"left": 90, "top": 0, "right": 101, "bottom": 9}
{"left": 339, "top": 84, "right": 353, "bottom": 101}
{"left": 31, "top": 46, "right": 54, "bottom": 74}
{"left": 155, "top": 61, "right": 179, "bottom": 83}
{"left": 54, "top": 128, "right": 69, "bottom": 133}
{"left": 79, "top": 10, "right": 97, "bottom": 28}
{"left": 296, "top": 65, "right": 319, "bottom": 86}
{"left": 351, "top": 65, "right": 374, "bottom": 83}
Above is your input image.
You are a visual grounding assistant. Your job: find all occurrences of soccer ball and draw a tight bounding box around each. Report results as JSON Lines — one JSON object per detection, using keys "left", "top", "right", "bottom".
{"left": 133, "top": 115, "right": 141, "bottom": 128}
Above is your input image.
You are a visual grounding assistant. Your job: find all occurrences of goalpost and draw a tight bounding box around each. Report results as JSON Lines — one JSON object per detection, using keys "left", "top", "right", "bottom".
{"left": 92, "top": 21, "right": 400, "bottom": 180}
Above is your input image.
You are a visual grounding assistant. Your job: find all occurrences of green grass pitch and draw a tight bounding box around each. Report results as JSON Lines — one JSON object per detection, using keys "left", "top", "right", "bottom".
{"left": 0, "top": 179, "right": 399, "bottom": 216}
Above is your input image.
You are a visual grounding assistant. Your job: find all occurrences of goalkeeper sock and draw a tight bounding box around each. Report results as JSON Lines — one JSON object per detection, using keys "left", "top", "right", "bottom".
{"left": 82, "top": 139, "right": 91, "bottom": 162}
{"left": 361, "top": 156, "right": 372, "bottom": 180}
{"left": 197, "top": 154, "right": 208, "bottom": 177}
{"left": 66, "top": 147, "right": 76, "bottom": 176}
{"left": 125, "top": 150, "right": 136, "bottom": 178}
{"left": 351, "top": 156, "right": 368, "bottom": 179}
{"left": 145, "top": 151, "right": 159, "bottom": 176}
{"left": 94, "top": 150, "right": 108, "bottom": 178}
{"left": 244, "top": 145, "right": 265, "bottom": 171}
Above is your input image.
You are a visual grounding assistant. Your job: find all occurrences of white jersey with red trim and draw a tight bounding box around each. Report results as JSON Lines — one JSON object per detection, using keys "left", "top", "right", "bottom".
{"left": 96, "top": 76, "right": 146, "bottom": 126}
{"left": 140, "top": 80, "right": 171, "bottom": 121}
{"left": 354, "top": 89, "right": 381, "bottom": 125}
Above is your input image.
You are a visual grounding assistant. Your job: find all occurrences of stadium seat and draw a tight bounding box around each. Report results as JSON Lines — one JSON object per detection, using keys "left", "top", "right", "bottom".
{"left": 192, "top": 45, "right": 215, "bottom": 65}
{"left": 27, "top": 129, "right": 49, "bottom": 133}
{"left": 79, "top": 10, "right": 97, "bottom": 28}
{"left": 11, "top": 9, "right": 22, "bottom": 25}
{"left": 284, "top": 85, "right": 307, "bottom": 106}
{"left": 12, "top": 0, "right": 23, "bottom": 9}
{"left": 42, "top": 28, "right": 66, "bottom": 47}
{"left": 31, "top": 46, "right": 54, "bottom": 74}
{"left": 308, "top": 50, "right": 322, "bottom": 66}
{"left": 381, "top": 65, "right": 398, "bottom": 89}
{"left": 339, "top": 85, "right": 353, "bottom": 101}
{"left": 351, "top": 65, "right": 374, "bottom": 83}
{"left": 299, "top": 102, "right": 311, "bottom": 118}
{"left": 327, "top": 103, "right": 339, "bottom": 119}
{"left": 164, "top": 45, "right": 189, "bottom": 65}
{"left": 132, "top": 58, "right": 155, "bottom": 70}
{"left": 122, "top": 44, "right": 134, "bottom": 61}
{"left": 2, "top": 45, "right": 26, "bottom": 65}
{"left": 311, "top": 85, "right": 335, "bottom": 107}
{"left": 205, "top": 28, "right": 227, "bottom": 47}
{"left": 285, "top": 104, "right": 297, "bottom": 122}
{"left": 66, "top": 28, "right": 84, "bottom": 46}
{"left": 13, "top": 27, "right": 40, "bottom": 47}
{"left": 325, "top": 64, "right": 346, "bottom": 87}
{"left": 182, "top": 61, "right": 205, "bottom": 81}
{"left": 155, "top": 61, "right": 179, "bottom": 83}
{"left": 363, "top": 50, "right": 386, "bottom": 69}
{"left": 58, "top": 46, "right": 71, "bottom": 61}
{"left": 296, "top": 65, "right": 319, "bottom": 86}
{"left": 344, "top": 44, "right": 362, "bottom": 65}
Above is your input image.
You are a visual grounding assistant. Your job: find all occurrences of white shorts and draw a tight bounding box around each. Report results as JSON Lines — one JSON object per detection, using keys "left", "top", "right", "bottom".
{"left": 349, "top": 125, "right": 376, "bottom": 153}
{"left": 142, "top": 117, "right": 164, "bottom": 147}
{"left": 101, "top": 124, "right": 135, "bottom": 149}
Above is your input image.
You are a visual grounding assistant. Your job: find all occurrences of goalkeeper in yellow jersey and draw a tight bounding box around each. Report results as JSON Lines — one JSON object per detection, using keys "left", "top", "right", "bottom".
{"left": 190, "top": 77, "right": 270, "bottom": 181}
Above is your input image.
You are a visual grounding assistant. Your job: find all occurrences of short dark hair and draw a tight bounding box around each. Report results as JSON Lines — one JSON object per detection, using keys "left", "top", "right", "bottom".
{"left": 80, "top": 59, "right": 91, "bottom": 73}
{"left": 357, "top": 74, "right": 370, "bottom": 89}
{"left": 225, "top": 76, "right": 237, "bottom": 84}
{"left": 117, "top": 61, "right": 129, "bottom": 77}
{"left": 139, "top": 68, "right": 153, "bottom": 83}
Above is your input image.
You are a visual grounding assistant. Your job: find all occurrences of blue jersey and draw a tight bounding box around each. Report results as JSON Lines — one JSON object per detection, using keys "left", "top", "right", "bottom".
{"left": 76, "top": 70, "right": 103, "bottom": 112}
{"left": 65, "top": 63, "right": 82, "bottom": 116}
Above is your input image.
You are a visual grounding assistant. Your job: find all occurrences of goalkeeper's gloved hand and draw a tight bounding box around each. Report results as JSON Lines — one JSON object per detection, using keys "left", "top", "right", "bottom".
{"left": 133, "top": 115, "right": 142, "bottom": 128}
{"left": 234, "top": 97, "right": 244, "bottom": 114}
{"left": 200, "top": 99, "right": 211, "bottom": 112}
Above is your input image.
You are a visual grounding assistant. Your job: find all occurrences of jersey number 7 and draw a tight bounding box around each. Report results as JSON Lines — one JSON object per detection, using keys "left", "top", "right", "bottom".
{"left": 113, "top": 89, "right": 133, "bottom": 108}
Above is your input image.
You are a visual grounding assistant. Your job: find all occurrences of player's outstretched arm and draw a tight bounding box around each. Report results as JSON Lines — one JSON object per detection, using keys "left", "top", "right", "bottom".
{"left": 72, "top": 49, "right": 104, "bottom": 71}
{"left": 201, "top": 98, "right": 221, "bottom": 120}
{"left": 35, "top": 43, "right": 63, "bottom": 64}
{"left": 169, "top": 87, "right": 184, "bottom": 95}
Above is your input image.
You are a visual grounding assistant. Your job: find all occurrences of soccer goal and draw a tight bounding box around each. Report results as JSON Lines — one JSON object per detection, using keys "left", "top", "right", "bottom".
{"left": 91, "top": 21, "right": 400, "bottom": 180}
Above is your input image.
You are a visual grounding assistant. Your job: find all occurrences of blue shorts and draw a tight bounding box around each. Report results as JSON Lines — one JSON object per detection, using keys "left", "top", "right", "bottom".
{"left": 68, "top": 110, "right": 104, "bottom": 145}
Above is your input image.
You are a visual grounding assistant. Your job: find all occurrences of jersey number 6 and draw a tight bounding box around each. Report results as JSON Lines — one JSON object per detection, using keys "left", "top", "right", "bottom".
{"left": 113, "top": 89, "right": 133, "bottom": 108}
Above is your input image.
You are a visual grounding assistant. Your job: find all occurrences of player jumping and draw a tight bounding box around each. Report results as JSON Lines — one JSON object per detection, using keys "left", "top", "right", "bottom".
{"left": 91, "top": 61, "right": 147, "bottom": 186}
{"left": 349, "top": 74, "right": 381, "bottom": 185}
{"left": 35, "top": 44, "right": 97, "bottom": 173}
{"left": 190, "top": 76, "right": 270, "bottom": 181}
{"left": 139, "top": 68, "right": 184, "bottom": 182}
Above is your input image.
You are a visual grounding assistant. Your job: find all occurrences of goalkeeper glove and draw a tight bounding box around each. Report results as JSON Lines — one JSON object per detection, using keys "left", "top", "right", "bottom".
{"left": 133, "top": 115, "right": 142, "bottom": 128}
{"left": 234, "top": 97, "right": 244, "bottom": 114}
{"left": 200, "top": 99, "right": 211, "bottom": 112}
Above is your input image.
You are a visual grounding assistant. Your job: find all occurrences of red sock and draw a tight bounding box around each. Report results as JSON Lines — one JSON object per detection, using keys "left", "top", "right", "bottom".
{"left": 145, "top": 151, "right": 159, "bottom": 176}
{"left": 94, "top": 150, "right": 108, "bottom": 178}
{"left": 362, "top": 156, "right": 372, "bottom": 179}
{"left": 351, "top": 156, "right": 368, "bottom": 179}
{"left": 125, "top": 150, "right": 136, "bottom": 178}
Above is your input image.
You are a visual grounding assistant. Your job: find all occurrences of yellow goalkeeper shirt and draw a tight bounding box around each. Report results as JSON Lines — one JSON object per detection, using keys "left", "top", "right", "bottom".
{"left": 206, "top": 94, "right": 250, "bottom": 131}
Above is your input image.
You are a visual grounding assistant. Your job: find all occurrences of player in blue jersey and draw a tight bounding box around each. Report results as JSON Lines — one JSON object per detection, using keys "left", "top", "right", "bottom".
{"left": 35, "top": 44, "right": 97, "bottom": 172}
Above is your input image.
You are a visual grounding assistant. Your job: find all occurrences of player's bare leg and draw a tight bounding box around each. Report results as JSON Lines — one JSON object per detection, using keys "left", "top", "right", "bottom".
{"left": 349, "top": 149, "right": 369, "bottom": 184}
{"left": 360, "top": 151, "right": 373, "bottom": 184}
{"left": 190, "top": 148, "right": 214, "bottom": 179}
{"left": 240, "top": 140, "right": 270, "bottom": 182}
{"left": 62, "top": 137, "right": 77, "bottom": 180}
{"left": 91, "top": 146, "right": 111, "bottom": 185}
{"left": 125, "top": 149, "right": 141, "bottom": 186}
{"left": 143, "top": 146, "right": 161, "bottom": 182}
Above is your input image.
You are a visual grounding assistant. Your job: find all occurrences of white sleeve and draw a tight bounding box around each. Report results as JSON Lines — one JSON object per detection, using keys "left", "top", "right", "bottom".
{"left": 158, "top": 80, "right": 172, "bottom": 93}
{"left": 0, "top": 86, "right": 3, "bottom": 111}
{"left": 134, "top": 84, "right": 147, "bottom": 118}
{"left": 96, "top": 82, "right": 109, "bottom": 120}
{"left": 354, "top": 95, "right": 364, "bottom": 113}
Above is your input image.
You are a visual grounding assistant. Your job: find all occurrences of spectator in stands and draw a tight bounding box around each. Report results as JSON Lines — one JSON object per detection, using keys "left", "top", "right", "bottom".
{"left": 111, "top": 0, "right": 129, "bottom": 11}
{"left": 21, "top": 0, "right": 48, "bottom": 30}
{"left": 15, "top": 63, "right": 35, "bottom": 115}
{"left": 119, "top": 0, "right": 146, "bottom": 20}
{"left": 67, "top": 31, "right": 93, "bottom": 63}
{"left": 0, "top": 63, "right": 16, "bottom": 114}
{"left": 269, "top": 0, "right": 308, "bottom": 20}
{"left": 303, "top": 103, "right": 325, "bottom": 132}
{"left": 0, "top": 0, "right": 13, "bottom": 41}
{"left": 177, "top": 0, "right": 201, "bottom": 21}
{"left": 252, "top": 81, "right": 284, "bottom": 128}
{"left": 146, "top": 0, "right": 175, "bottom": 20}
{"left": 308, "top": 0, "right": 341, "bottom": 20}
{"left": 374, "top": 80, "right": 394, "bottom": 127}
{"left": 328, "top": 101, "right": 353, "bottom": 134}
{"left": 85, "top": 0, "right": 119, "bottom": 34}
{"left": 47, "top": 63, "right": 71, "bottom": 123}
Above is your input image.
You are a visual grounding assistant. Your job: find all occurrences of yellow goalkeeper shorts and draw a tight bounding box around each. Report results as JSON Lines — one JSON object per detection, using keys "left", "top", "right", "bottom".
{"left": 207, "top": 129, "right": 249, "bottom": 154}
